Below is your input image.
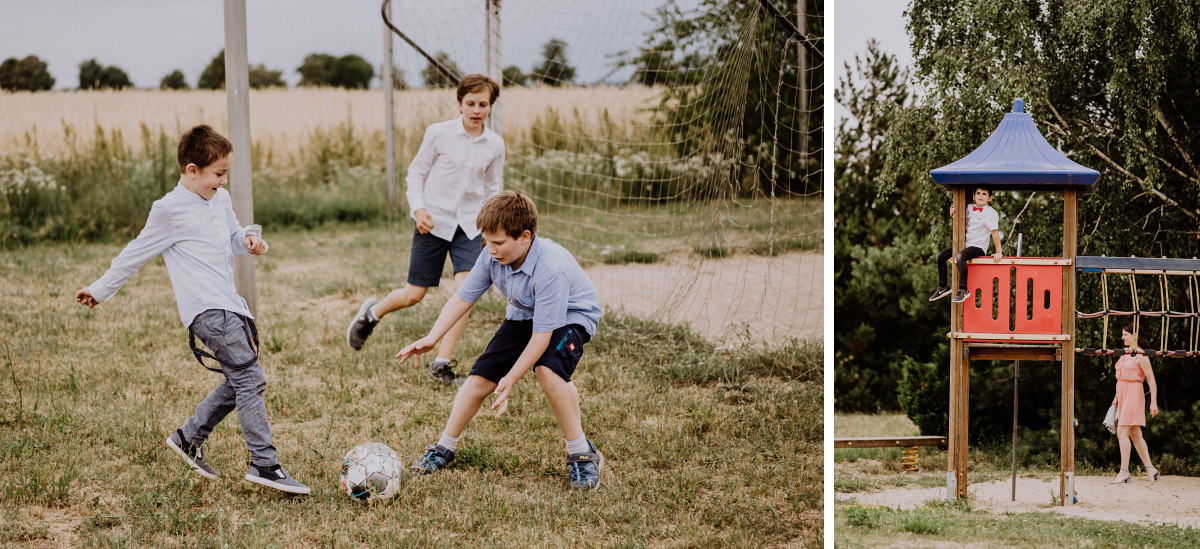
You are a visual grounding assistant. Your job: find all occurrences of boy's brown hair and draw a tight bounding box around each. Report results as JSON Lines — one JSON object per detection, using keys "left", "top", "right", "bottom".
{"left": 457, "top": 73, "right": 500, "bottom": 104}
{"left": 477, "top": 191, "right": 537, "bottom": 239}
{"left": 177, "top": 125, "right": 233, "bottom": 173}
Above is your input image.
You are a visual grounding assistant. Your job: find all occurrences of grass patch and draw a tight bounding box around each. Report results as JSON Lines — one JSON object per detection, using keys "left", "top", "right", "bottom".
{"left": 599, "top": 248, "right": 661, "bottom": 265}
{"left": 0, "top": 225, "right": 821, "bottom": 548}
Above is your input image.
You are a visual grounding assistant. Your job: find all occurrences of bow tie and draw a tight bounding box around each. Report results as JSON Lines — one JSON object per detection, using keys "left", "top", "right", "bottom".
{"left": 971, "top": 206, "right": 984, "bottom": 212}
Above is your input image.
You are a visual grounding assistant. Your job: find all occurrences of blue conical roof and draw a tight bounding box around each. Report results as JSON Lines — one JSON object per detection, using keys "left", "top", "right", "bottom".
{"left": 930, "top": 99, "right": 1099, "bottom": 189}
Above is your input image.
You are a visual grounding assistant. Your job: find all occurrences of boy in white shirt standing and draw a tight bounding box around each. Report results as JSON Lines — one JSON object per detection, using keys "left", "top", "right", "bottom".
{"left": 929, "top": 187, "right": 1003, "bottom": 303}
{"left": 347, "top": 74, "right": 504, "bottom": 387}
{"left": 76, "top": 125, "right": 308, "bottom": 494}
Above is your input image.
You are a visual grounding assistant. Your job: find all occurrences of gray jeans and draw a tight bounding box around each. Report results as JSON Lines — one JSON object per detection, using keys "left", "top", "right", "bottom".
{"left": 180, "top": 309, "right": 277, "bottom": 467}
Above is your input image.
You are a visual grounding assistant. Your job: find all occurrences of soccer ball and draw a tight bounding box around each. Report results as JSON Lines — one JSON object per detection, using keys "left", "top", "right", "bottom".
{"left": 340, "top": 442, "right": 404, "bottom": 502}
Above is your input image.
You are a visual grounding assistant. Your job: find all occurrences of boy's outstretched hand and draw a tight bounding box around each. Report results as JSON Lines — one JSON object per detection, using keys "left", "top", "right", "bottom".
{"left": 245, "top": 234, "right": 267, "bottom": 255}
{"left": 76, "top": 288, "right": 98, "bottom": 308}
{"left": 396, "top": 336, "right": 438, "bottom": 368}
{"left": 490, "top": 376, "right": 516, "bottom": 418}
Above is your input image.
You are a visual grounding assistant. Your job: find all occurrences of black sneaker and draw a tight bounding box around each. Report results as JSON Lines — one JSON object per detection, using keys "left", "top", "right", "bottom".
{"left": 429, "top": 359, "right": 465, "bottom": 387}
{"left": 567, "top": 441, "right": 604, "bottom": 490}
{"left": 165, "top": 429, "right": 218, "bottom": 480}
{"left": 346, "top": 298, "right": 379, "bottom": 350}
{"left": 928, "top": 287, "right": 952, "bottom": 302}
{"left": 951, "top": 289, "right": 970, "bottom": 303}
{"left": 411, "top": 444, "right": 455, "bottom": 474}
{"left": 245, "top": 463, "right": 310, "bottom": 494}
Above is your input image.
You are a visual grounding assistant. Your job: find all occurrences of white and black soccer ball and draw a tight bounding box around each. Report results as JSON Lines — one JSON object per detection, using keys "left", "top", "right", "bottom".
{"left": 340, "top": 442, "right": 403, "bottom": 502}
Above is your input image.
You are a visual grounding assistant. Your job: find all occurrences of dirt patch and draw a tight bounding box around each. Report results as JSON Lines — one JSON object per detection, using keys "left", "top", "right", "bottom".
{"left": 584, "top": 251, "right": 821, "bottom": 346}
{"left": 848, "top": 475, "right": 1200, "bottom": 526}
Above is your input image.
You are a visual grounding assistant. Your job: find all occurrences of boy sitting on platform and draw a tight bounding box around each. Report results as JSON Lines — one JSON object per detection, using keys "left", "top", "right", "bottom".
{"left": 929, "top": 187, "right": 1002, "bottom": 303}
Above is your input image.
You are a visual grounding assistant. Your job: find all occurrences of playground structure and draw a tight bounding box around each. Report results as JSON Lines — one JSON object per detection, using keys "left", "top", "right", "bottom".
{"left": 929, "top": 98, "right": 1200, "bottom": 506}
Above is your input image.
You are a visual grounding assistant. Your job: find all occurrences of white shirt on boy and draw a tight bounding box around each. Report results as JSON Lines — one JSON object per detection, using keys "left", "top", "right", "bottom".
{"left": 965, "top": 204, "right": 1000, "bottom": 252}
{"left": 405, "top": 116, "right": 505, "bottom": 242}
{"left": 87, "top": 183, "right": 261, "bottom": 327}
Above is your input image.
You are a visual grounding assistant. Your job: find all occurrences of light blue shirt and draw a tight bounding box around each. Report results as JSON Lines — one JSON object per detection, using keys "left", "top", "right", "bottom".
{"left": 87, "top": 182, "right": 262, "bottom": 327}
{"left": 457, "top": 236, "right": 602, "bottom": 337}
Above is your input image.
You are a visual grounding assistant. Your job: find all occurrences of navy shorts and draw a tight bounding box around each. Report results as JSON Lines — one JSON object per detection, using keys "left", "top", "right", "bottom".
{"left": 470, "top": 320, "right": 591, "bottom": 383}
{"left": 408, "top": 226, "right": 483, "bottom": 287}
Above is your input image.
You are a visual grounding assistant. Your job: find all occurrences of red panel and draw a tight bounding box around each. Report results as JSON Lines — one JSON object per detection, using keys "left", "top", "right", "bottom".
{"left": 962, "top": 259, "right": 1064, "bottom": 344}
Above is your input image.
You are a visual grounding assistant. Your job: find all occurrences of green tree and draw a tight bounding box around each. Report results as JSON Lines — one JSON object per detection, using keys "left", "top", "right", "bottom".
{"left": 862, "top": 1, "right": 1200, "bottom": 465}
{"left": 330, "top": 54, "right": 373, "bottom": 89}
{"left": 531, "top": 39, "right": 575, "bottom": 86}
{"left": 78, "top": 59, "right": 131, "bottom": 90}
{"left": 160, "top": 70, "right": 189, "bottom": 90}
{"left": 297, "top": 53, "right": 336, "bottom": 87}
{"left": 421, "top": 52, "right": 461, "bottom": 88}
{"left": 0, "top": 55, "right": 55, "bottom": 91}
{"left": 248, "top": 64, "right": 285, "bottom": 89}
{"left": 628, "top": 40, "right": 701, "bottom": 87}
{"left": 502, "top": 65, "right": 527, "bottom": 87}
{"left": 627, "top": 0, "right": 823, "bottom": 195}
{"left": 197, "top": 50, "right": 225, "bottom": 89}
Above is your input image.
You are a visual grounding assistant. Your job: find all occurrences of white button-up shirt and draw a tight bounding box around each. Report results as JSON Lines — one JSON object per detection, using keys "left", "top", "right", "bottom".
{"left": 965, "top": 204, "right": 1000, "bottom": 252}
{"left": 87, "top": 183, "right": 262, "bottom": 327}
{"left": 405, "top": 116, "right": 504, "bottom": 241}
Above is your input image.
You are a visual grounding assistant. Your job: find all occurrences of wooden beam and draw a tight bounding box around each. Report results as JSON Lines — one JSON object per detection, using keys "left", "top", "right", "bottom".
{"left": 834, "top": 436, "right": 948, "bottom": 449}
{"left": 950, "top": 332, "right": 1071, "bottom": 342}
{"left": 965, "top": 346, "right": 1061, "bottom": 361}
{"left": 223, "top": 0, "right": 255, "bottom": 315}
{"left": 966, "top": 258, "right": 1073, "bottom": 266}
{"left": 1062, "top": 188, "right": 1078, "bottom": 506}
{"left": 949, "top": 186, "right": 967, "bottom": 500}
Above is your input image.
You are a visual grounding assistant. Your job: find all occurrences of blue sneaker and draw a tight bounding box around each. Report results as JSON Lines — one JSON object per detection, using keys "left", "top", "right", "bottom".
{"left": 411, "top": 444, "right": 455, "bottom": 474}
{"left": 568, "top": 441, "right": 604, "bottom": 490}
{"left": 245, "top": 463, "right": 310, "bottom": 494}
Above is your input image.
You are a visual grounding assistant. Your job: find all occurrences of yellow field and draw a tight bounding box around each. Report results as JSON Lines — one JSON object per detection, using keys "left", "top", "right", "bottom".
{"left": 0, "top": 85, "right": 662, "bottom": 156}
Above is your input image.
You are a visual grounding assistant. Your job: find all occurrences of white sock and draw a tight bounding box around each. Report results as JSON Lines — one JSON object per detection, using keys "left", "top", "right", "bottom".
{"left": 438, "top": 432, "right": 460, "bottom": 452}
{"left": 566, "top": 434, "right": 589, "bottom": 455}
{"left": 434, "top": 357, "right": 451, "bottom": 364}
{"left": 367, "top": 305, "right": 380, "bottom": 322}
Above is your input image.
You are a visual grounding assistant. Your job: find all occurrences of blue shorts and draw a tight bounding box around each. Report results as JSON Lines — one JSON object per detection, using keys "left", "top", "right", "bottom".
{"left": 470, "top": 321, "right": 590, "bottom": 383}
{"left": 407, "top": 227, "right": 483, "bottom": 287}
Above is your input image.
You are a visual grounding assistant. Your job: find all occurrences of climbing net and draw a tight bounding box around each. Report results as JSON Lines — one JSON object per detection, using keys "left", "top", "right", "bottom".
{"left": 1075, "top": 256, "right": 1200, "bottom": 357}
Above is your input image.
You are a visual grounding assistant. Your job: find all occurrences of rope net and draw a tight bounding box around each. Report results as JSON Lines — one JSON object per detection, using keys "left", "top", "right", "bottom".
{"left": 1075, "top": 267, "right": 1200, "bottom": 357}
{"left": 385, "top": 0, "right": 823, "bottom": 345}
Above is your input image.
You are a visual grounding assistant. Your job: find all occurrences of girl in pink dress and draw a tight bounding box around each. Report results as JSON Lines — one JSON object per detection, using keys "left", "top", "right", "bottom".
{"left": 1110, "top": 324, "right": 1160, "bottom": 484}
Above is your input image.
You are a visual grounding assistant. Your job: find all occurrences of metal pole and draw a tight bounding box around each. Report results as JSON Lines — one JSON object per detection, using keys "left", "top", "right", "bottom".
{"left": 383, "top": 4, "right": 396, "bottom": 218}
{"left": 485, "top": 0, "right": 503, "bottom": 136}
{"left": 796, "top": 0, "right": 808, "bottom": 168}
{"left": 223, "top": 0, "right": 255, "bottom": 315}
{"left": 1012, "top": 360, "right": 1019, "bottom": 501}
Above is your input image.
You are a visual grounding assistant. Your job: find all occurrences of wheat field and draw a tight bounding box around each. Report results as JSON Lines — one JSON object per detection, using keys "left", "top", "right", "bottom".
{"left": 0, "top": 86, "right": 663, "bottom": 157}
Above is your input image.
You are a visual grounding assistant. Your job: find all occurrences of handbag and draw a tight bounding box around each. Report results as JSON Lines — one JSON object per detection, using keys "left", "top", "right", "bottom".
{"left": 1103, "top": 404, "right": 1118, "bottom": 434}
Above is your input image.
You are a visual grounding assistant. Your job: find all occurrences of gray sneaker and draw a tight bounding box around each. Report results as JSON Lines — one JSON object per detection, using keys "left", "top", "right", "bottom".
{"left": 951, "top": 289, "right": 970, "bottom": 303}
{"left": 165, "top": 429, "right": 218, "bottom": 480}
{"left": 567, "top": 441, "right": 604, "bottom": 490}
{"left": 347, "top": 298, "right": 379, "bottom": 350}
{"left": 245, "top": 463, "right": 310, "bottom": 494}
{"left": 428, "top": 359, "right": 465, "bottom": 387}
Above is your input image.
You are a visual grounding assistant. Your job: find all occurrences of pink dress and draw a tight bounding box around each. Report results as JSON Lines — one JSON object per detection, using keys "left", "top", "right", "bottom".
{"left": 1114, "top": 354, "right": 1146, "bottom": 427}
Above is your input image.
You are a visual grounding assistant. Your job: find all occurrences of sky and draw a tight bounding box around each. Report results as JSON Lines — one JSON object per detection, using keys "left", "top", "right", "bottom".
{"left": 833, "top": 0, "right": 914, "bottom": 121}
{"left": 0, "top": 0, "right": 701, "bottom": 90}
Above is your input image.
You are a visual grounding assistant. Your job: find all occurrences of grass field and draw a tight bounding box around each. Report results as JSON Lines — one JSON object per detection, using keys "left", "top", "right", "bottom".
{"left": 0, "top": 225, "right": 822, "bottom": 548}
{"left": 834, "top": 413, "right": 1200, "bottom": 548}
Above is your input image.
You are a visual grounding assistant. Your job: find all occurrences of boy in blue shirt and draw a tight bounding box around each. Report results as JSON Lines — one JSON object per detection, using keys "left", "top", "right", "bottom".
{"left": 396, "top": 191, "right": 605, "bottom": 489}
{"left": 75, "top": 125, "right": 308, "bottom": 494}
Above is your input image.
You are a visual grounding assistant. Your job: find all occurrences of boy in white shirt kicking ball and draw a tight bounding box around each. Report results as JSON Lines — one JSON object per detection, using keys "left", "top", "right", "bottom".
{"left": 76, "top": 125, "right": 308, "bottom": 494}
{"left": 929, "top": 187, "right": 1003, "bottom": 303}
{"left": 347, "top": 74, "right": 504, "bottom": 387}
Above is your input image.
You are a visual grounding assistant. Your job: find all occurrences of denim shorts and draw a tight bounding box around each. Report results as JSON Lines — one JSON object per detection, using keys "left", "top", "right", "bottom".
{"left": 469, "top": 321, "right": 590, "bottom": 383}
{"left": 407, "top": 226, "right": 483, "bottom": 287}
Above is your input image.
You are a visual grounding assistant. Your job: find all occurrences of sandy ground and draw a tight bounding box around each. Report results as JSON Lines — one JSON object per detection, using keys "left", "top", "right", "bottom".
{"left": 848, "top": 475, "right": 1200, "bottom": 526}
{"left": 584, "top": 250, "right": 822, "bottom": 346}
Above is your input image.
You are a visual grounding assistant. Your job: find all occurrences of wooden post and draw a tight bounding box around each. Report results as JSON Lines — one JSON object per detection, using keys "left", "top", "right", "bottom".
{"left": 796, "top": 0, "right": 807, "bottom": 166}
{"left": 383, "top": 5, "right": 396, "bottom": 218}
{"left": 1061, "top": 188, "right": 1078, "bottom": 506}
{"left": 223, "top": 0, "right": 255, "bottom": 315}
{"left": 485, "top": 0, "right": 503, "bottom": 136}
{"left": 948, "top": 187, "right": 968, "bottom": 499}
